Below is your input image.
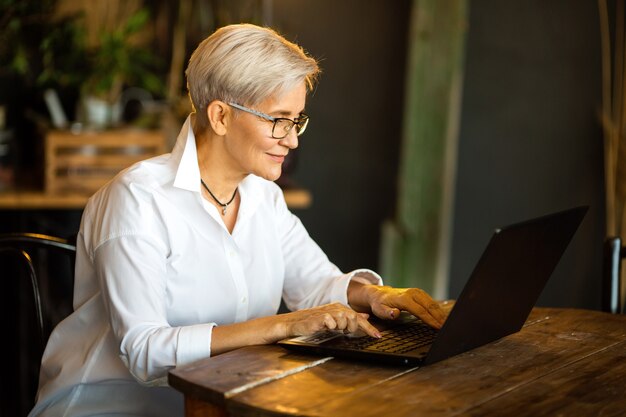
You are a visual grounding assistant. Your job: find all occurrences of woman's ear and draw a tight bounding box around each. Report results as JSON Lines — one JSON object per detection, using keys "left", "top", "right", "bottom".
{"left": 206, "top": 100, "right": 229, "bottom": 136}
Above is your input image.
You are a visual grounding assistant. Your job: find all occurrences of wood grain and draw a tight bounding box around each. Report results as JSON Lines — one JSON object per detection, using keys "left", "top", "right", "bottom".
{"left": 169, "top": 345, "right": 334, "bottom": 407}
{"left": 464, "top": 340, "right": 626, "bottom": 417}
{"left": 185, "top": 396, "right": 230, "bottom": 417}
{"left": 294, "top": 308, "right": 626, "bottom": 417}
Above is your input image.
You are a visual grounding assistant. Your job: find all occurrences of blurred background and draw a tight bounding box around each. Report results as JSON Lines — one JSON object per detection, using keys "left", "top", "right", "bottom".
{"left": 0, "top": 0, "right": 617, "bottom": 312}
{"left": 2, "top": 0, "right": 624, "bottom": 414}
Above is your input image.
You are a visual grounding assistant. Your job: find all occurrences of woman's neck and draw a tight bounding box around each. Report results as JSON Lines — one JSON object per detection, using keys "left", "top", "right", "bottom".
{"left": 195, "top": 127, "right": 244, "bottom": 202}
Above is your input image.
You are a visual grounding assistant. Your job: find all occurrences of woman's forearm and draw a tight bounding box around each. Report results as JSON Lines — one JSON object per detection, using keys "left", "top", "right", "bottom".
{"left": 210, "top": 315, "right": 286, "bottom": 356}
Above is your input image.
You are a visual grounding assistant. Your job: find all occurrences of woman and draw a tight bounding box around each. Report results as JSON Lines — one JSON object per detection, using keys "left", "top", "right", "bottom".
{"left": 30, "top": 24, "right": 445, "bottom": 416}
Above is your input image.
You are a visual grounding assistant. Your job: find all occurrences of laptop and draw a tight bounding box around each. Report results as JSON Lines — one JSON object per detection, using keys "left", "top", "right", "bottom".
{"left": 278, "top": 206, "right": 588, "bottom": 366}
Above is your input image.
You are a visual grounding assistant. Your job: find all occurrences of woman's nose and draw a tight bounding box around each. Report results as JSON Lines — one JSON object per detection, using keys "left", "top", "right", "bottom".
{"left": 278, "top": 129, "right": 299, "bottom": 149}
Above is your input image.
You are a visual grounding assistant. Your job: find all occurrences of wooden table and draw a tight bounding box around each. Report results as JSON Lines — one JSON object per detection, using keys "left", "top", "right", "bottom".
{"left": 169, "top": 307, "right": 626, "bottom": 417}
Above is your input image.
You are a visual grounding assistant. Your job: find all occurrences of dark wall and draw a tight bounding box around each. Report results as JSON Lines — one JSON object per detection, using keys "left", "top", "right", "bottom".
{"left": 273, "top": 0, "right": 411, "bottom": 272}
{"left": 450, "top": 0, "right": 605, "bottom": 309}
{"left": 275, "top": 0, "right": 605, "bottom": 310}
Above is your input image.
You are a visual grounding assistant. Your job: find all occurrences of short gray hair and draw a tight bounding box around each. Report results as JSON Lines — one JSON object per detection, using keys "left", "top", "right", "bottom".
{"left": 186, "top": 24, "right": 320, "bottom": 129}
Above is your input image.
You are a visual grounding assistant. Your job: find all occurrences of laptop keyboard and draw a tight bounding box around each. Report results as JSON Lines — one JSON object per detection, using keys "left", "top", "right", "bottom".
{"left": 342, "top": 322, "right": 438, "bottom": 354}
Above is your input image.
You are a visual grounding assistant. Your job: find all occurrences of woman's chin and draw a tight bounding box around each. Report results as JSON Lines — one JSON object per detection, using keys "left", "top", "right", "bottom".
{"left": 257, "top": 167, "right": 282, "bottom": 182}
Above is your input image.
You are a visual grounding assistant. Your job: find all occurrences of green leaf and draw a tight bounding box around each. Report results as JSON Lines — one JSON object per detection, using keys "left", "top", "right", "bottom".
{"left": 123, "top": 8, "right": 149, "bottom": 35}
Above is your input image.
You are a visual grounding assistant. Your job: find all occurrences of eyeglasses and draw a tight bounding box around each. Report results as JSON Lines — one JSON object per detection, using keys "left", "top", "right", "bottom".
{"left": 227, "top": 102, "right": 309, "bottom": 139}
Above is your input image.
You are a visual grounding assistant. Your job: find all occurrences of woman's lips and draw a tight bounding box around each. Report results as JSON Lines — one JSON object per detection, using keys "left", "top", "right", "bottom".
{"left": 267, "top": 153, "right": 286, "bottom": 163}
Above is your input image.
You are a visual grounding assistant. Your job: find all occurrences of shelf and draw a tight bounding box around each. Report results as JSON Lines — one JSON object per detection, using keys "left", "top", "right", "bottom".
{"left": 0, "top": 188, "right": 312, "bottom": 210}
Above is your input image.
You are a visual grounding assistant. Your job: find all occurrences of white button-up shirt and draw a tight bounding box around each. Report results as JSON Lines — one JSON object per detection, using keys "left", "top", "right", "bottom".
{"left": 30, "top": 116, "right": 381, "bottom": 417}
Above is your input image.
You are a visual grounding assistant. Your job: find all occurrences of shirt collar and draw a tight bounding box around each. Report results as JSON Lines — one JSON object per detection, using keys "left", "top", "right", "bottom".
{"left": 172, "top": 115, "right": 201, "bottom": 192}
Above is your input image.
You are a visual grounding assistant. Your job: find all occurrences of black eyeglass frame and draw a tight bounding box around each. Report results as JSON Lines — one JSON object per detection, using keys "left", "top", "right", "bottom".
{"left": 227, "top": 102, "right": 309, "bottom": 139}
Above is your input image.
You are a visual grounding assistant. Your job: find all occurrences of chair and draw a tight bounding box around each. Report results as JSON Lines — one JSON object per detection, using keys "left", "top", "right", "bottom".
{"left": 0, "top": 232, "right": 76, "bottom": 417}
{"left": 603, "top": 237, "right": 624, "bottom": 314}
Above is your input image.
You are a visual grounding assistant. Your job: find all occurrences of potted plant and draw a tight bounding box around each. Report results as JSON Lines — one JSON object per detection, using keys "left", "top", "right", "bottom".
{"left": 80, "top": 7, "right": 163, "bottom": 129}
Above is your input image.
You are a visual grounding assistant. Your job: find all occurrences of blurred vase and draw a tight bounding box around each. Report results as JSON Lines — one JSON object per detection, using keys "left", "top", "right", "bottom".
{"left": 82, "top": 96, "right": 122, "bottom": 129}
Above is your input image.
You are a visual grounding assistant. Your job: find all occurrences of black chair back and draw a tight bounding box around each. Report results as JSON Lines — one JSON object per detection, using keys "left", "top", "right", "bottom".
{"left": 0, "top": 233, "right": 76, "bottom": 416}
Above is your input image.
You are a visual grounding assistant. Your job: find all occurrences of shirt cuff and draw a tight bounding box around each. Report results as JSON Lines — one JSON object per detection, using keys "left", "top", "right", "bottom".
{"left": 175, "top": 322, "right": 216, "bottom": 366}
{"left": 329, "top": 268, "right": 383, "bottom": 306}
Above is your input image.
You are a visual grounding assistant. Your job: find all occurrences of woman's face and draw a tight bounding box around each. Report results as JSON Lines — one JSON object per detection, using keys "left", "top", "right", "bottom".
{"left": 224, "top": 82, "right": 307, "bottom": 182}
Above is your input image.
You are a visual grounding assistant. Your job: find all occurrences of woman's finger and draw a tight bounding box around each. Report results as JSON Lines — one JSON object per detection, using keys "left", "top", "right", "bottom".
{"left": 357, "top": 314, "right": 381, "bottom": 338}
{"left": 370, "top": 301, "right": 403, "bottom": 321}
{"left": 409, "top": 303, "right": 443, "bottom": 329}
{"left": 409, "top": 290, "right": 447, "bottom": 327}
{"left": 322, "top": 313, "right": 337, "bottom": 330}
{"left": 334, "top": 312, "right": 349, "bottom": 331}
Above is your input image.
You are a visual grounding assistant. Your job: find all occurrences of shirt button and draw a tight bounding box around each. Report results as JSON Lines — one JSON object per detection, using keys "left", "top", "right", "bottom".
{"left": 241, "top": 296, "right": 247, "bottom": 303}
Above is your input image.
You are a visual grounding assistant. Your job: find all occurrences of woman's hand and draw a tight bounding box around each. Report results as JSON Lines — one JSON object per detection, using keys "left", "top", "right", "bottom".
{"left": 348, "top": 282, "right": 447, "bottom": 329}
{"left": 211, "top": 303, "right": 381, "bottom": 356}
{"left": 277, "top": 303, "right": 382, "bottom": 340}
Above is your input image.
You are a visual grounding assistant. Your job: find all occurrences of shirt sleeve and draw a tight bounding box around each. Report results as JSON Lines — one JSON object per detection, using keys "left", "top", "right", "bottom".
{"left": 94, "top": 234, "right": 215, "bottom": 385}
{"left": 275, "top": 188, "right": 383, "bottom": 311}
